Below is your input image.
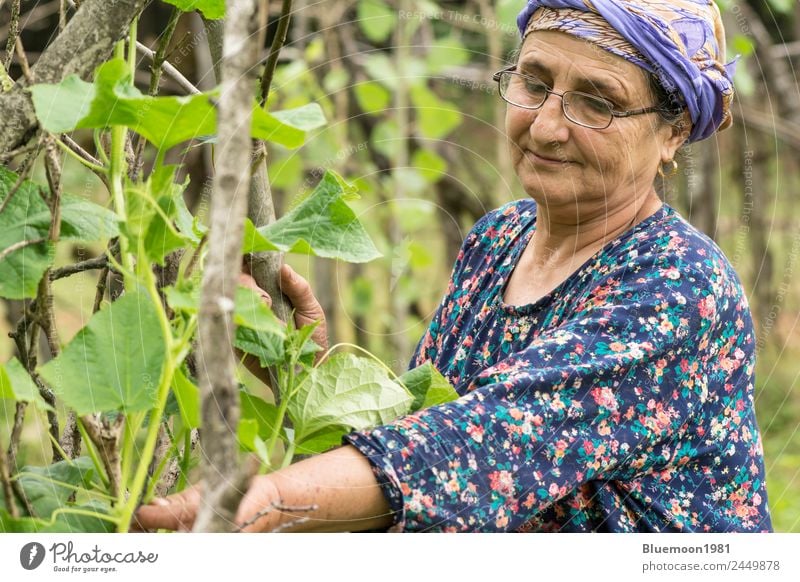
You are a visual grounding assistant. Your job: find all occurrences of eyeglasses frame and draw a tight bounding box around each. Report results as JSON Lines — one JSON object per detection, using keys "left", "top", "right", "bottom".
{"left": 492, "top": 65, "right": 665, "bottom": 130}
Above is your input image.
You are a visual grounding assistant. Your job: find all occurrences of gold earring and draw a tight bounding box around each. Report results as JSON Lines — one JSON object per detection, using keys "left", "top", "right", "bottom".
{"left": 658, "top": 159, "right": 678, "bottom": 178}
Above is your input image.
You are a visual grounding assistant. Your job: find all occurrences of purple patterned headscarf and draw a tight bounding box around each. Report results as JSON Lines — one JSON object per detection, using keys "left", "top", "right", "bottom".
{"left": 516, "top": 0, "right": 737, "bottom": 143}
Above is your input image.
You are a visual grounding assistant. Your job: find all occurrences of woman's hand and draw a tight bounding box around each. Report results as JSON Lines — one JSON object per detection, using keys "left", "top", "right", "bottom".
{"left": 238, "top": 263, "right": 329, "bottom": 364}
{"left": 133, "top": 475, "right": 281, "bottom": 533}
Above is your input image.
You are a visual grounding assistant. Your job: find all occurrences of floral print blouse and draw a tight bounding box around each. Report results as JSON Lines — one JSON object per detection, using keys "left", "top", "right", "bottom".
{"left": 343, "top": 200, "right": 772, "bottom": 532}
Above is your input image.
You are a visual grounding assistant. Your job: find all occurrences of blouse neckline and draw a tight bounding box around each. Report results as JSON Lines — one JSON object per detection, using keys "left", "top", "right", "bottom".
{"left": 494, "top": 202, "right": 673, "bottom": 315}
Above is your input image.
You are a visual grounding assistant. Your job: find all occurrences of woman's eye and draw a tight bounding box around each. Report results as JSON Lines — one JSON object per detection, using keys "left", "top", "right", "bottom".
{"left": 584, "top": 96, "right": 613, "bottom": 112}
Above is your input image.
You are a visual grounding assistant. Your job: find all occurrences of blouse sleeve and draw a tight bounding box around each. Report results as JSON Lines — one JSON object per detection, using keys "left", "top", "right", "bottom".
{"left": 344, "top": 260, "right": 721, "bottom": 531}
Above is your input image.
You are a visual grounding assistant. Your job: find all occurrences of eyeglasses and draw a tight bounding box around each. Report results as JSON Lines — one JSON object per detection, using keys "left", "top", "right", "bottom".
{"left": 492, "top": 66, "right": 664, "bottom": 130}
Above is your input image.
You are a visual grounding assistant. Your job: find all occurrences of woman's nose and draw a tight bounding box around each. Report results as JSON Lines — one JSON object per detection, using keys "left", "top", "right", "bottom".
{"left": 530, "top": 92, "right": 570, "bottom": 143}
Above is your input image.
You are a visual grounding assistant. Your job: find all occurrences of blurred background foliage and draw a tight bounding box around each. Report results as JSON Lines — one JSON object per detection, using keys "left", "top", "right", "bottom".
{"left": 1, "top": 0, "right": 798, "bottom": 531}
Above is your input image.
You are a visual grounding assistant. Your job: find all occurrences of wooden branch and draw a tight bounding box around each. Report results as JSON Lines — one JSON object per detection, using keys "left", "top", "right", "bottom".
{"left": 49, "top": 254, "right": 111, "bottom": 280}
{"left": 135, "top": 40, "right": 200, "bottom": 96}
{"left": 0, "top": 434, "right": 19, "bottom": 518}
{"left": 204, "top": 9, "right": 292, "bottom": 398}
{"left": 259, "top": 0, "right": 293, "bottom": 107}
{"left": 193, "top": 0, "right": 260, "bottom": 533}
{"left": 79, "top": 415, "right": 123, "bottom": 498}
{"left": 3, "top": 0, "right": 20, "bottom": 71}
{"left": 0, "top": 0, "right": 149, "bottom": 154}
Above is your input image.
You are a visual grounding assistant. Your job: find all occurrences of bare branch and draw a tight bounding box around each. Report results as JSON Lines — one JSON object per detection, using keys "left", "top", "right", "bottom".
{"left": 135, "top": 41, "right": 200, "bottom": 96}
{"left": 3, "top": 0, "right": 20, "bottom": 71}
{"left": 259, "top": 0, "right": 293, "bottom": 107}
{"left": 79, "top": 415, "right": 123, "bottom": 498}
{"left": 0, "top": 237, "right": 46, "bottom": 262}
{"left": 50, "top": 254, "right": 111, "bottom": 280}
{"left": 0, "top": 0, "right": 150, "bottom": 154}
{"left": 0, "top": 435, "right": 19, "bottom": 518}
{"left": 193, "top": 0, "right": 260, "bottom": 533}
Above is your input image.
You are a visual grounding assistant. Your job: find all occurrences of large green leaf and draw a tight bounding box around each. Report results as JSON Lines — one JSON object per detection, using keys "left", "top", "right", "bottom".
{"left": 295, "top": 425, "right": 348, "bottom": 455}
{"left": 30, "top": 59, "right": 324, "bottom": 150}
{"left": 288, "top": 353, "right": 413, "bottom": 441}
{"left": 396, "top": 361, "right": 459, "bottom": 411}
{"left": 161, "top": 0, "right": 225, "bottom": 19}
{"left": 15, "top": 457, "right": 98, "bottom": 519}
{"left": 38, "top": 291, "right": 166, "bottom": 415}
{"left": 0, "top": 167, "right": 119, "bottom": 299}
{"left": 122, "top": 165, "right": 192, "bottom": 265}
{"left": 410, "top": 85, "right": 462, "bottom": 139}
{"left": 171, "top": 367, "right": 201, "bottom": 429}
{"left": 252, "top": 171, "right": 381, "bottom": 263}
{"left": 0, "top": 358, "right": 54, "bottom": 411}
{"left": 357, "top": 0, "right": 397, "bottom": 44}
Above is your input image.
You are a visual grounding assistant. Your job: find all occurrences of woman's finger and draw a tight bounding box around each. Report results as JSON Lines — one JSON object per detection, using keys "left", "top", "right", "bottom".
{"left": 133, "top": 485, "right": 202, "bottom": 532}
{"left": 278, "top": 265, "right": 323, "bottom": 321}
{"left": 239, "top": 272, "right": 272, "bottom": 307}
{"left": 234, "top": 475, "right": 281, "bottom": 532}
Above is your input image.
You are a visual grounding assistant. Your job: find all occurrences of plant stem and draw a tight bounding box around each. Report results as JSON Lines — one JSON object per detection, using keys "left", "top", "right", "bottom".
{"left": 76, "top": 419, "right": 111, "bottom": 489}
{"left": 55, "top": 137, "right": 106, "bottom": 174}
{"left": 115, "top": 268, "right": 176, "bottom": 532}
{"left": 109, "top": 42, "right": 133, "bottom": 290}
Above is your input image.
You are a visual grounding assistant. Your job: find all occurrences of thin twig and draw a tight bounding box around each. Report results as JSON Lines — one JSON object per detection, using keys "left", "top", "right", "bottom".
{"left": 132, "top": 7, "right": 182, "bottom": 179}
{"left": 259, "top": 0, "right": 293, "bottom": 107}
{"left": 14, "top": 36, "right": 32, "bottom": 83}
{"left": 50, "top": 255, "right": 112, "bottom": 280}
{"left": 91, "top": 238, "right": 120, "bottom": 312}
{"left": 0, "top": 238, "right": 46, "bottom": 262}
{"left": 135, "top": 41, "right": 200, "bottom": 95}
{"left": 182, "top": 233, "right": 207, "bottom": 280}
{"left": 0, "top": 147, "right": 40, "bottom": 216}
{"left": 59, "top": 0, "right": 67, "bottom": 32}
{"left": 61, "top": 135, "right": 104, "bottom": 168}
{"left": 4, "top": 0, "right": 20, "bottom": 71}
{"left": 236, "top": 501, "right": 317, "bottom": 532}
{"left": 0, "top": 435, "right": 19, "bottom": 519}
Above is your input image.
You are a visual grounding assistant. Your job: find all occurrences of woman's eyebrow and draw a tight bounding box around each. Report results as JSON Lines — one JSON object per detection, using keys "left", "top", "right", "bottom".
{"left": 518, "top": 58, "right": 629, "bottom": 103}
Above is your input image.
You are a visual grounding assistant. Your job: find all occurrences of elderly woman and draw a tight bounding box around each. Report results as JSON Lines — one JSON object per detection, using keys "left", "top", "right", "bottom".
{"left": 137, "top": 0, "right": 772, "bottom": 532}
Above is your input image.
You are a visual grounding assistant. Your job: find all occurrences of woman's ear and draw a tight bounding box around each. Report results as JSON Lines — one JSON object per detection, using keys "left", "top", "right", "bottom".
{"left": 661, "top": 111, "right": 691, "bottom": 162}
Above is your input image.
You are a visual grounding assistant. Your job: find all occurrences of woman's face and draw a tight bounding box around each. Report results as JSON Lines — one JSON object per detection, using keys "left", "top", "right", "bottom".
{"left": 506, "top": 31, "right": 686, "bottom": 215}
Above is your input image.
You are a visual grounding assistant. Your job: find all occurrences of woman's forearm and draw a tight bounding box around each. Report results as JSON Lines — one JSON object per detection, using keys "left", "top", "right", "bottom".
{"left": 258, "top": 444, "right": 396, "bottom": 532}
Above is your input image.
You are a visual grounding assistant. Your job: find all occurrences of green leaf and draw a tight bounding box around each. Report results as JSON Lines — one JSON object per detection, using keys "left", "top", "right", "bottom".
{"left": 396, "top": 361, "right": 459, "bottom": 411}
{"left": 295, "top": 425, "right": 348, "bottom": 455}
{"left": 288, "top": 353, "right": 413, "bottom": 441}
{"left": 0, "top": 166, "right": 118, "bottom": 299}
{"left": 1, "top": 463, "right": 114, "bottom": 533}
{"left": 731, "top": 34, "right": 755, "bottom": 58}
{"left": 235, "top": 326, "right": 285, "bottom": 368}
{"left": 240, "top": 391, "right": 283, "bottom": 441}
{"left": 370, "top": 119, "right": 401, "bottom": 159}
{"left": 362, "top": 53, "right": 398, "bottom": 90}
{"left": 38, "top": 291, "right": 166, "bottom": 415}
{"left": 171, "top": 367, "right": 201, "bottom": 429}
{"left": 256, "top": 170, "right": 382, "bottom": 263}
{"left": 161, "top": 0, "right": 225, "bottom": 19}
{"left": 410, "top": 85, "right": 462, "bottom": 139}
{"left": 411, "top": 149, "right": 447, "bottom": 183}
{"left": 357, "top": 0, "right": 397, "bottom": 44}
{"left": 15, "top": 457, "right": 97, "bottom": 518}
{"left": 241, "top": 217, "right": 279, "bottom": 254}
{"left": 30, "top": 59, "right": 318, "bottom": 150}
{"left": 0, "top": 358, "right": 54, "bottom": 411}
{"left": 271, "top": 103, "right": 327, "bottom": 132}
{"left": 425, "top": 36, "right": 471, "bottom": 74}
{"left": 234, "top": 286, "right": 287, "bottom": 334}
{"left": 323, "top": 68, "right": 350, "bottom": 93}
{"left": 354, "top": 81, "right": 391, "bottom": 115}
